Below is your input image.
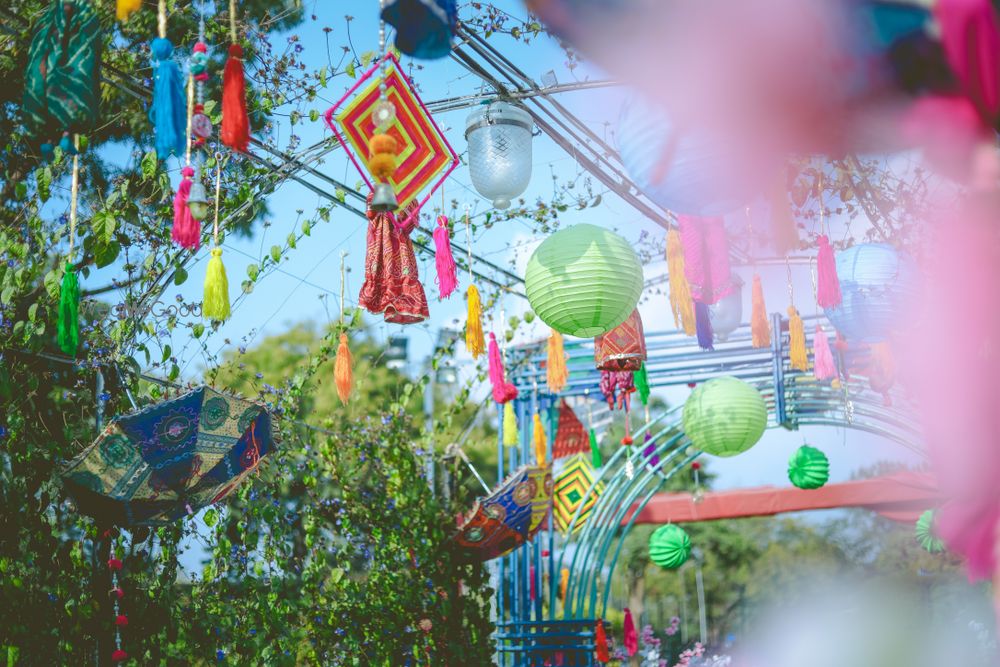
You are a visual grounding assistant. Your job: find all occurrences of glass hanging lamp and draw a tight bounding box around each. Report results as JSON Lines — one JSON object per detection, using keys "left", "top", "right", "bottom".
{"left": 465, "top": 101, "right": 533, "bottom": 210}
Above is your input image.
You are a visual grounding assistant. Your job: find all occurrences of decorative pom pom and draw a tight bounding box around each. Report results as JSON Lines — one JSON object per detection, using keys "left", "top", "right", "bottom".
{"left": 115, "top": 615, "right": 129, "bottom": 626}
{"left": 369, "top": 133, "right": 397, "bottom": 156}
{"left": 116, "top": 0, "right": 141, "bottom": 21}
{"left": 172, "top": 167, "right": 200, "bottom": 250}
{"left": 751, "top": 273, "right": 771, "bottom": 348}
{"left": 334, "top": 333, "right": 353, "bottom": 405}
{"left": 666, "top": 229, "right": 696, "bottom": 335}
{"left": 111, "top": 587, "right": 124, "bottom": 599}
{"left": 465, "top": 284, "right": 485, "bottom": 358}
{"left": 194, "top": 42, "right": 208, "bottom": 53}
{"left": 691, "top": 461, "right": 701, "bottom": 471}
{"left": 546, "top": 329, "right": 568, "bottom": 394}
{"left": 433, "top": 216, "right": 458, "bottom": 299}
{"left": 816, "top": 234, "right": 842, "bottom": 308}
{"left": 621, "top": 436, "right": 633, "bottom": 447}
{"left": 788, "top": 444, "right": 830, "bottom": 490}
{"left": 203, "top": 248, "right": 231, "bottom": 321}
{"left": 111, "top": 649, "right": 128, "bottom": 662}
{"left": 57, "top": 262, "right": 80, "bottom": 356}
{"left": 368, "top": 153, "right": 396, "bottom": 182}
{"left": 788, "top": 306, "right": 808, "bottom": 371}
{"left": 221, "top": 44, "right": 249, "bottom": 152}
{"left": 502, "top": 402, "right": 519, "bottom": 447}
{"left": 107, "top": 558, "right": 123, "bottom": 571}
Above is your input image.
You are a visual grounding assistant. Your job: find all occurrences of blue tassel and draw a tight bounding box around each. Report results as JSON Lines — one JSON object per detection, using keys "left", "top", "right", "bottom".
{"left": 150, "top": 38, "right": 186, "bottom": 159}
{"left": 695, "top": 300, "right": 714, "bottom": 350}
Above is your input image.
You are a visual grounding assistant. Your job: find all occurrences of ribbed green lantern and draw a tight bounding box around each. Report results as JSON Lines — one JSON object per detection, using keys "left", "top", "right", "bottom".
{"left": 788, "top": 445, "right": 830, "bottom": 490}
{"left": 524, "top": 223, "right": 643, "bottom": 337}
{"left": 915, "top": 509, "right": 945, "bottom": 554}
{"left": 682, "top": 377, "right": 767, "bottom": 457}
{"left": 649, "top": 524, "right": 691, "bottom": 570}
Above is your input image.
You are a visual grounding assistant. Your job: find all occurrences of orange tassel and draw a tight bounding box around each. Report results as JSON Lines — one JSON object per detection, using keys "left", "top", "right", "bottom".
{"left": 666, "top": 229, "right": 696, "bottom": 335}
{"left": 334, "top": 333, "right": 353, "bottom": 404}
{"left": 751, "top": 274, "right": 771, "bottom": 348}
{"left": 788, "top": 306, "right": 809, "bottom": 371}
{"left": 547, "top": 329, "right": 568, "bottom": 393}
{"left": 533, "top": 412, "right": 547, "bottom": 466}
{"left": 559, "top": 567, "right": 570, "bottom": 601}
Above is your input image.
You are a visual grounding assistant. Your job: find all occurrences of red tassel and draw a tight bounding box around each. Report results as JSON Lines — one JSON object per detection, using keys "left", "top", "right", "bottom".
{"left": 594, "top": 620, "right": 610, "bottom": 663}
{"left": 623, "top": 608, "right": 638, "bottom": 656}
{"left": 488, "top": 333, "right": 518, "bottom": 403}
{"left": 221, "top": 44, "right": 250, "bottom": 152}
{"left": 115, "top": 614, "right": 128, "bottom": 627}
{"left": 111, "top": 649, "right": 128, "bottom": 662}
{"left": 107, "top": 558, "right": 123, "bottom": 571}
{"left": 816, "top": 234, "right": 842, "bottom": 308}
{"left": 433, "top": 215, "right": 458, "bottom": 299}
{"left": 171, "top": 166, "right": 200, "bottom": 250}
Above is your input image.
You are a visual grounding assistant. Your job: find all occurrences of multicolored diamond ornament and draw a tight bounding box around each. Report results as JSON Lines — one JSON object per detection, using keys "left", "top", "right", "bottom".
{"left": 553, "top": 454, "right": 604, "bottom": 534}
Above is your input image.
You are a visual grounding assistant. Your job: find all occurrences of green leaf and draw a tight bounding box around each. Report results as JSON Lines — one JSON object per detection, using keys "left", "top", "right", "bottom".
{"left": 203, "top": 508, "right": 218, "bottom": 527}
{"left": 301, "top": 220, "right": 311, "bottom": 236}
{"left": 330, "top": 568, "right": 344, "bottom": 585}
{"left": 309, "top": 109, "right": 319, "bottom": 123}
{"left": 141, "top": 151, "right": 158, "bottom": 180}
{"left": 247, "top": 263, "right": 260, "bottom": 281}
{"left": 345, "top": 61, "right": 356, "bottom": 78}
{"left": 287, "top": 233, "right": 297, "bottom": 249}
{"left": 350, "top": 307, "right": 362, "bottom": 329}
{"left": 192, "top": 323, "right": 205, "bottom": 338}
{"left": 269, "top": 245, "right": 282, "bottom": 263}
{"left": 168, "top": 363, "right": 180, "bottom": 382}
{"left": 14, "top": 182, "right": 26, "bottom": 201}
{"left": 173, "top": 267, "right": 188, "bottom": 286}
{"left": 94, "top": 240, "right": 120, "bottom": 268}
{"left": 360, "top": 51, "right": 376, "bottom": 67}
{"left": 161, "top": 345, "right": 172, "bottom": 363}
{"left": 37, "top": 167, "right": 52, "bottom": 203}
{"left": 335, "top": 188, "right": 346, "bottom": 204}
{"left": 319, "top": 66, "right": 328, "bottom": 87}
{"left": 91, "top": 211, "right": 117, "bottom": 244}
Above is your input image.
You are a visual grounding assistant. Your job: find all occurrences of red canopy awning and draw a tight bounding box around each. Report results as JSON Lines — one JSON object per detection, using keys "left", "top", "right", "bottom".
{"left": 626, "top": 472, "right": 941, "bottom": 525}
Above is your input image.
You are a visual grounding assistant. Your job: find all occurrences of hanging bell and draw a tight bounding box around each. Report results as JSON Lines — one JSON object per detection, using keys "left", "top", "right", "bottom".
{"left": 186, "top": 181, "right": 210, "bottom": 221}
{"left": 371, "top": 182, "right": 398, "bottom": 212}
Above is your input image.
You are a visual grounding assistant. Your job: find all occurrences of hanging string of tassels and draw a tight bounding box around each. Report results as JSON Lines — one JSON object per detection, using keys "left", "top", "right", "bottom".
{"left": 746, "top": 207, "right": 771, "bottom": 348}
{"left": 533, "top": 411, "right": 547, "bottom": 466}
{"left": 222, "top": 0, "right": 250, "bottom": 151}
{"left": 786, "top": 258, "right": 808, "bottom": 371}
{"left": 203, "top": 155, "right": 231, "bottom": 320}
{"left": 433, "top": 213, "right": 458, "bottom": 300}
{"left": 815, "top": 174, "right": 842, "bottom": 309}
{"left": 172, "top": 74, "right": 200, "bottom": 249}
{"left": 58, "top": 135, "right": 81, "bottom": 356}
{"left": 116, "top": 0, "right": 141, "bottom": 22}
{"left": 108, "top": 534, "right": 128, "bottom": 663}
{"left": 335, "top": 251, "right": 353, "bottom": 405}
{"left": 622, "top": 390, "right": 634, "bottom": 480}
{"left": 464, "top": 209, "right": 485, "bottom": 357}
{"left": 151, "top": 0, "right": 186, "bottom": 159}
{"left": 546, "top": 328, "right": 568, "bottom": 393}
{"left": 666, "top": 228, "right": 696, "bottom": 335}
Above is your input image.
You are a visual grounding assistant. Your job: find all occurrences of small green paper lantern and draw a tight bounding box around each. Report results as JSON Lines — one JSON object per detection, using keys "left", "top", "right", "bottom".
{"left": 649, "top": 524, "right": 691, "bottom": 570}
{"left": 788, "top": 445, "right": 830, "bottom": 490}
{"left": 524, "top": 223, "right": 643, "bottom": 337}
{"left": 682, "top": 376, "right": 767, "bottom": 457}
{"left": 915, "top": 509, "right": 945, "bottom": 554}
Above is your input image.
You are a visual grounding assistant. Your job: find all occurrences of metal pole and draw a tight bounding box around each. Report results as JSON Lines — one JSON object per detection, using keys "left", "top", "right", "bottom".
{"left": 695, "top": 563, "right": 708, "bottom": 645}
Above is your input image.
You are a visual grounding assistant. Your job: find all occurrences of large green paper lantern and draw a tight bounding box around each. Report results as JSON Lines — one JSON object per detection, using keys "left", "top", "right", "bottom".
{"left": 649, "top": 524, "right": 691, "bottom": 570}
{"left": 788, "top": 445, "right": 830, "bottom": 490}
{"left": 524, "top": 223, "right": 643, "bottom": 337}
{"left": 915, "top": 509, "right": 945, "bottom": 554}
{"left": 682, "top": 377, "right": 767, "bottom": 457}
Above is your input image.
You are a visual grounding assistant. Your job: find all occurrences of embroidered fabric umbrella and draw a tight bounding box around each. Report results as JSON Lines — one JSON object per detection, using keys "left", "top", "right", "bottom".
{"left": 453, "top": 464, "right": 552, "bottom": 561}
{"left": 61, "top": 386, "right": 277, "bottom": 526}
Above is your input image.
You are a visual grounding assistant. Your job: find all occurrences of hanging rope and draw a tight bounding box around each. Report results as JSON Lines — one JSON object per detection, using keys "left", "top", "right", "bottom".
{"left": 335, "top": 250, "right": 353, "bottom": 404}
{"left": 203, "top": 155, "right": 231, "bottom": 320}
{"left": 157, "top": 0, "right": 167, "bottom": 39}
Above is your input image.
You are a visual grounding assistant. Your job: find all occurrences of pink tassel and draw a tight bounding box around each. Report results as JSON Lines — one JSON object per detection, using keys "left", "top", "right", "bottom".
{"left": 623, "top": 608, "right": 638, "bottom": 657}
{"left": 488, "top": 332, "right": 518, "bottom": 404}
{"left": 813, "top": 324, "right": 836, "bottom": 380}
{"left": 530, "top": 565, "right": 537, "bottom": 600}
{"left": 171, "top": 167, "right": 200, "bottom": 250}
{"left": 816, "top": 234, "right": 842, "bottom": 308}
{"left": 433, "top": 215, "right": 458, "bottom": 299}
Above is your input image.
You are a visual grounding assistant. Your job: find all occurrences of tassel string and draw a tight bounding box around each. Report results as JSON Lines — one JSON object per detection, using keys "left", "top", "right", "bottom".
{"left": 228, "top": 0, "right": 238, "bottom": 45}
{"left": 184, "top": 73, "right": 194, "bottom": 167}
{"left": 68, "top": 134, "right": 79, "bottom": 259}
{"left": 212, "top": 152, "right": 223, "bottom": 245}
{"left": 157, "top": 0, "right": 167, "bottom": 39}
{"left": 465, "top": 206, "right": 473, "bottom": 283}
{"left": 339, "top": 250, "right": 347, "bottom": 324}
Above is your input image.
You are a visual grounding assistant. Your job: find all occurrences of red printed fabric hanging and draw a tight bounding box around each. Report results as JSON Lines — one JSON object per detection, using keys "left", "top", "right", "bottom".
{"left": 678, "top": 215, "right": 736, "bottom": 305}
{"left": 358, "top": 193, "right": 429, "bottom": 324}
{"left": 552, "top": 399, "right": 588, "bottom": 460}
{"left": 594, "top": 308, "right": 646, "bottom": 371}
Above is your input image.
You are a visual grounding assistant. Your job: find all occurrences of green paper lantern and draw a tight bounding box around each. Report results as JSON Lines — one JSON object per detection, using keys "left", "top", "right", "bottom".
{"left": 915, "top": 509, "right": 945, "bottom": 554}
{"left": 682, "top": 376, "right": 767, "bottom": 457}
{"left": 524, "top": 223, "right": 643, "bottom": 337}
{"left": 788, "top": 445, "right": 830, "bottom": 490}
{"left": 649, "top": 524, "right": 691, "bottom": 570}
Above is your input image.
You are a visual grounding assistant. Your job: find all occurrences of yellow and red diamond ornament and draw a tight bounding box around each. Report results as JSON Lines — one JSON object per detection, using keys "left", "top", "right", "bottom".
{"left": 553, "top": 453, "right": 604, "bottom": 535}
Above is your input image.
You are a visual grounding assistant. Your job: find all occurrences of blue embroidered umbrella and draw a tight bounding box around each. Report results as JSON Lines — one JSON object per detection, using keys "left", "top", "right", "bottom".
{"left": 381, "top": 0, "right": 457, "bottom": 60}
{"left": 61, "top": 386, "right": 277, "bottom": 526}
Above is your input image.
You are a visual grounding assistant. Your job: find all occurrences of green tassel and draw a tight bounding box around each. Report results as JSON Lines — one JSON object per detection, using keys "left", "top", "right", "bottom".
{"left": 203, "top": 248, "right": 231, "bottom": 321}
{"left": 589, "top": 428, "right": 602, "bottom": 468}
{"left": 57, "top": 261, "right": 79, "bottom": 356}
{"left": 635, "top": 362, "right": 650, "bottom": 406}
{"left": 503, "top": 402, "right": 519, "bottom": 447}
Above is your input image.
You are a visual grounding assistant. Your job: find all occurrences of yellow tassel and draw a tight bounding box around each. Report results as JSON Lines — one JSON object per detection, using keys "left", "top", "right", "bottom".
{"left": 503, "top": 402, "right": 519, "bottom": 447}
{"left": 465, "top": 284, "right": 485, "bottom": 358}
{"left": 116, "top": 0, "right": 141, "bottom": 21}
{"left": 546, "top": 329, "right": 568, "bottom": 393}
{"left": 203, "top": 248, "right": 231, "bottom": 321}
{"left": 559, "top": 567, "right": 570, "bottom": 601}
{"left": 533, "top": 412, "right": 547, "bottom": 466}
{"left": 334, "top": 333, "right": 353, "bottom": 405}
{"left": 788, "top": 306, "right": 808, "bottom": 371}
{"left": 666, "top": 229, "right": 696, "bottom": 335}
{"left": 751, "top": 274, "right": 771, "bottom": 348}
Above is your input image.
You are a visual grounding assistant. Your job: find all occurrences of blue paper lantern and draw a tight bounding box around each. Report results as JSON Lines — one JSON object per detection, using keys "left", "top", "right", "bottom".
{"left": 616, "top": 96, "right": 757, "bottom": 216}
{"left": 824, "top": 243, "right": 916, "bottom": 343}
{"left": 381, "top": 0, "right": 457, "bottom": 60}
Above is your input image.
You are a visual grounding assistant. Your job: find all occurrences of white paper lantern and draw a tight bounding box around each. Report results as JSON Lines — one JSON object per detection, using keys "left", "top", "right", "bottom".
{"left": 466, "top": 101, "right": 533, "bottom": 210}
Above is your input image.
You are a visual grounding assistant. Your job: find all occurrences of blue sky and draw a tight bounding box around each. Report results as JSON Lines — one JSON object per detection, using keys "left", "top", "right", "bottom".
{"left": 84, "top": 0, "right": 920, "bottom": 515}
